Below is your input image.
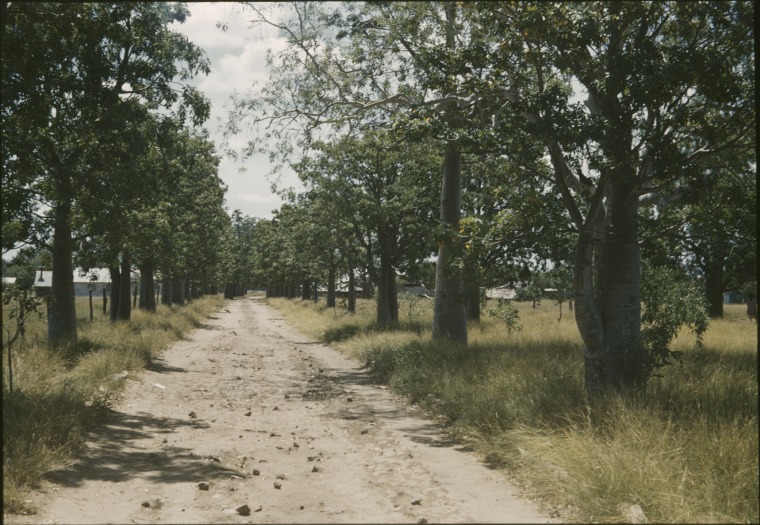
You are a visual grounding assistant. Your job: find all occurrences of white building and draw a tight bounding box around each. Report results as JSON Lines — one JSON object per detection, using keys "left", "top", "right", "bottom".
{"left": 32, "top": 268, "right": 140, "bottom": 297}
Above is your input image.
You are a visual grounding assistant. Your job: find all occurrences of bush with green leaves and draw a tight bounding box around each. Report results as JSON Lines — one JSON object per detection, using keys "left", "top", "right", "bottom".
{"left": 487, "top": 298, "right": 523, "bottom": 333}
{"left": 639, "top": 263, "right": 709, "bottom": 380}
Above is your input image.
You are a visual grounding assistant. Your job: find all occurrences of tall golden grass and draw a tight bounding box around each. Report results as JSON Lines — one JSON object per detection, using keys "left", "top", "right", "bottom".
{"left": 269, "top": 296, "right": 758, "bottom": 523}
{"left": 2, "top": 295, "right": 222, "bottom": 513}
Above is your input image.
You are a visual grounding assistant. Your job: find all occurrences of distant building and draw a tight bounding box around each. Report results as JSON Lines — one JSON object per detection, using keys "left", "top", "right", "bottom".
{"left": 397, "top": 283, "right": 430, "bottom": 297}
{"left": 32, "top": 268, "right": 140, "bottom": 297}
{"left": 31, "top": 269, "right": 52, "bottom": 297}
{"left": 486, "top": 287, "right": 517, "bottom": 300}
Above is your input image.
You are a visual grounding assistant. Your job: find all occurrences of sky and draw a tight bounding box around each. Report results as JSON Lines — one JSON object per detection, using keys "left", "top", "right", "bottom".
{"left": 171, "top": 2, "right": 299, "bottom": 220}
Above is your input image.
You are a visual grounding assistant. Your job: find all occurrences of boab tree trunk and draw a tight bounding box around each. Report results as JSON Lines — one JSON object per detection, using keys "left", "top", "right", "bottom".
{"left": 432, "top": 142, "right": 467, "bottom": 344}
{"left": 48, "top": 173, "right": 77, "bottom": 345}
{"left": 575, "top": 181, "right": 642, "bottom": 392}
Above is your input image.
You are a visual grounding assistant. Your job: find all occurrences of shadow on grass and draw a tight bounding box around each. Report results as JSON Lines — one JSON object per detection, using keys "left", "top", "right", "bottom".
{"left": 57, "top": 338, "right": 107, "bottom": 366}
{"left": 322, "top": 320, "right": 426, "bottom": 343}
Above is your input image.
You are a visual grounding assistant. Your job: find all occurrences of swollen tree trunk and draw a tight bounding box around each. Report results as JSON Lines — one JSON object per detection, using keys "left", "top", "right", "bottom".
{"left": 575, "top": 182, "right": 642, "bottom": 392}
{"left": 432, "top": 142, "right": 467, "bottom": 344}
{"left": 302, "top": 279, "right": 311, "bottom": 300}
{"left": 117, "top": 252, "right": 131, "bottom": 321}
{"left": 48, "top": 184, "right": 77, "bottom": 345}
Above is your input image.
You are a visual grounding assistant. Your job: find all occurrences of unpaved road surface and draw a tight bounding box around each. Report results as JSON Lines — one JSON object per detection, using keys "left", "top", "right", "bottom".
{"left": 7, "top": 297, "right": 554, "bottom": 524}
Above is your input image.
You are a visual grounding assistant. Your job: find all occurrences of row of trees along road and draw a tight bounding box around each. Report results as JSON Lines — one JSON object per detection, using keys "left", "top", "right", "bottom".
{"left": 228, "top": 2, "right": 755, "bottom": 393}
{"left": 2, "top": 3, "right": 251, "bottom": 344}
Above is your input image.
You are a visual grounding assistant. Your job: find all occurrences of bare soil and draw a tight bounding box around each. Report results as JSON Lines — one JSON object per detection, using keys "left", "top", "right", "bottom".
{"left": 6, "top": 296, "right": 556, "bottom": 524}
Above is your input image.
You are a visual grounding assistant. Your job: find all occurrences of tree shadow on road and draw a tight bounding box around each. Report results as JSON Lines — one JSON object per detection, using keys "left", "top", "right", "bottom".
{"left": 44, "top": 409, "right": 243, "bottom": 488}
{"left": 317, "top": 366, "right": 474, "bottom": 453}
{"left": 145, "top": 358, "right": 187, "bottom": 374}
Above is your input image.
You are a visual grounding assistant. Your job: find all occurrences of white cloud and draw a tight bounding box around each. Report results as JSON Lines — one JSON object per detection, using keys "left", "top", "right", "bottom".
{"left": 239, "top": 193, "right": 282, "bottom": 204}
{"left": 173, "top": 2, "right": 300, "bottom": 220}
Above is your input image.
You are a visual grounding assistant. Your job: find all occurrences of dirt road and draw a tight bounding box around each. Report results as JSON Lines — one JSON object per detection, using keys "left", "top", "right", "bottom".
{"left": 8, "top": 296, "right": 554, "bottom": 524}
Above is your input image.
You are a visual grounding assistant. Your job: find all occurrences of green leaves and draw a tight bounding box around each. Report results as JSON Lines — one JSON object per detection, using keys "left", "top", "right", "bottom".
{"left": 640, "top": 263, "right": 709, "bottom": 378}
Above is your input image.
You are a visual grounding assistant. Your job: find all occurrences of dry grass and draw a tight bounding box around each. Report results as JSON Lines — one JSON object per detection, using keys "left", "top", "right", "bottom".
{"left": 269, "top": 297, "right": 758, "bottom": 523}
{"left": 2, "top": 295, "right": 223, "bottom": 513}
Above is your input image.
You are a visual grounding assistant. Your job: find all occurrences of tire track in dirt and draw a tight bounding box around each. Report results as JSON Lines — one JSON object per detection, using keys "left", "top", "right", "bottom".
{"left": 6, "top": 296, "right": 555, "bottom": 524}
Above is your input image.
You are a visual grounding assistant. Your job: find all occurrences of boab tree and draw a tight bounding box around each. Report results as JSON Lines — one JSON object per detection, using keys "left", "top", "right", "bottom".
{"left": 483, "top": 1, "right": 754, "bottom": 391}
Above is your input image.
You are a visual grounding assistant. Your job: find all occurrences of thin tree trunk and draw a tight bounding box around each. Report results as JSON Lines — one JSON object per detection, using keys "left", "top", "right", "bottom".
{"left": 388, "top": 266, "right": 398, "bottom": 324}
{"left": 326, "top": 265, "right": 336, "bottom": 308}
{"left": 109, "top": 265, "right": 121, "bottom": 321}
{"left": 162, "top": 275, "right": 172, "bottom": 307}
{"left": 139, "top": 275, "right": 146, "bottom": 309}
{"left": 117, "top": 252, "right": 131, "bottom": 321}
{"left": 376, "top": 253, "right": 393, "bottom": 326}
{"left": 347, "top": 268, "right": 356, "bottom": 313}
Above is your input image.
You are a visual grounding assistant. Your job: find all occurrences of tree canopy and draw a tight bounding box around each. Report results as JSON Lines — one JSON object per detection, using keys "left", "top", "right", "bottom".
{"left": 228, "top": 0, "right": 754, "bottom": 393}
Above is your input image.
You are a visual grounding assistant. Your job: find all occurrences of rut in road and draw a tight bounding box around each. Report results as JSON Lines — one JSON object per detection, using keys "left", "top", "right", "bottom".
{"left": 6, "top": 296, "right": 555, "bottom": 524}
